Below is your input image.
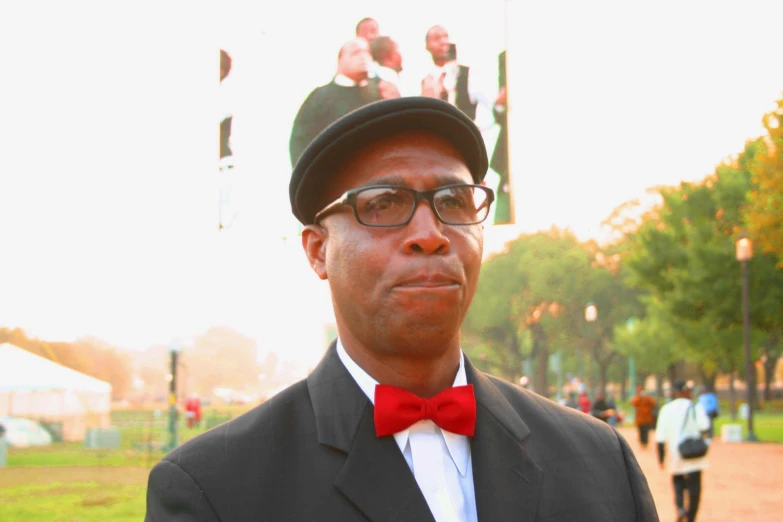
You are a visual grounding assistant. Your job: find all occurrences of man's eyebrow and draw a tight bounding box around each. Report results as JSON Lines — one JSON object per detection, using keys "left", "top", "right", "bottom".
{"left": 360, "top": 175, "right": 405, "bottom": 187}
{"left": 359, "top": 174, "right": 471, "bottom": 188}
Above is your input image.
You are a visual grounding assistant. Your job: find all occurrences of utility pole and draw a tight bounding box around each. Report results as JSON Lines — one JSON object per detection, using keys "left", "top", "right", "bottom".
{"left": 166, "top": 339, "right": 183, "bottom": 451}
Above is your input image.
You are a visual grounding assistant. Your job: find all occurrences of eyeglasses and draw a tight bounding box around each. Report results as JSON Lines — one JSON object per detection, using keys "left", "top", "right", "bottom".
{"left": 314, "top": 184, "right": 495, "bottom": 227}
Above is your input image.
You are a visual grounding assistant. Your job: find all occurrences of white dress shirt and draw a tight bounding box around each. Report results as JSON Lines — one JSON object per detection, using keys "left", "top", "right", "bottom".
{"left": 337, "top": 339, "right": 478, "bottom": 522}
{"left": 424, "top": 62, "right": 493, "bottom": 131}
{"left": 333, "top": 73, "right": 369, "bottom": 88}
{"left": 374, "top": 63, "right": 400, "bottom": 87}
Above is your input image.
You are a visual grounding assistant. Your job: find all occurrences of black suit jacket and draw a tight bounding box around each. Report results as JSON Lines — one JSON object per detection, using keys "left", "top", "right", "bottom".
{"left": 289, "top": 79, "right": 382, "bottom": 167}
{"left": 146, "top": 344, "right": 658, "bottom": 521}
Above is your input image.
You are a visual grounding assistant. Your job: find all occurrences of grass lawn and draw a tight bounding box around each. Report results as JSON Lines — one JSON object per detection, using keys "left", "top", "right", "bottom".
{"left": 0, "top": 467, "right": 149, "bottom": 521}
{"left": 713, "top": 413, "right": 783, "bottom": 442}
{"left": 0, "top": 408, "right": 240, "bottom": 521}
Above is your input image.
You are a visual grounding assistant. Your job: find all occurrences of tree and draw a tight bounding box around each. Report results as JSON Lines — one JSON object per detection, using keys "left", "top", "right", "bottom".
{"left": 626, "top": 140, "right": 783, "bottom": 406}
{"left": 464, "top": 229, "right": 641, "bottom": 396}
{"left": 760, "top": 333, "right": 782, "bottom": 402}
{"left": 746, "top": 94, "right": 783, "bottom": 266}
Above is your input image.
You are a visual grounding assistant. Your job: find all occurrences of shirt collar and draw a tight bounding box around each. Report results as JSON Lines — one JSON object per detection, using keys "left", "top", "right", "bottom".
{"left": 333, "top": 74, "right": 368, "bottom": 87}
{"left": 336, "top": 338, "right": 471, "bottom": 476}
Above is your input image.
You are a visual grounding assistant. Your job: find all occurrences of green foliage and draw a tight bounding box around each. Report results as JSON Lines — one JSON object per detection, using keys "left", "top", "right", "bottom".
{"left": 625, "top": 133, "right": 783, "bottom": 378}
{"left": 746, "top": 94, "right": 783, "bottom": 265}
{"left": 465, "top": 229, "right": 642, "bottom": 393}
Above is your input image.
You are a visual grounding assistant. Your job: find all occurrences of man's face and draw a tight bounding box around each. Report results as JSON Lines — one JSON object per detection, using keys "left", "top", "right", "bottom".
{"left": 357, "top": 19, "right": 379, "bottom": 42}
{"left": 387, "top": 42, "right": 403, "bottom": 73}
{"left": 308, "top": 131, "right": 483, "bottom": 359}
{"left": 338, "top": 39, "right": 372, "bottom": 82}
{"left": 426, "top": 26, "right": 450, "bottom": 60}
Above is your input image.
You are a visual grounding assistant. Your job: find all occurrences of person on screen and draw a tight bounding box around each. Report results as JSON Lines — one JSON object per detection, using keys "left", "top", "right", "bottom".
{"left": 289, "top": 38, "right": 399, "bottom": 166}
{"left": 355, "top": 17, "right": 379, "bottom": 42}
{"left": 146, "top": 97, "right": 659, "bottom": 522}
{"left": 370, "top": 36, "right": 403, "bottom": 89}
{"left": 421, "top": 26, "right": 483, "bottom": 122}
{"left": 490, "top": 49, "right": 512, "bottom": 224}
{"left": 219, "top": 49, "right": 233, "bottom": 160}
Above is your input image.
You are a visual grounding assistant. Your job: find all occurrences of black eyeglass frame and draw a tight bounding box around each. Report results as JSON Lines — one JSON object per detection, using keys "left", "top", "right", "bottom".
{"left": 313, "top": 183, "right": 495, "bottom": 227}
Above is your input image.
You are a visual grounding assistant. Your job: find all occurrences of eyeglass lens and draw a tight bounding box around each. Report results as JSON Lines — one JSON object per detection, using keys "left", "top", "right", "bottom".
{"left": 355, "top": 186, "right": 490, "bottom": 226}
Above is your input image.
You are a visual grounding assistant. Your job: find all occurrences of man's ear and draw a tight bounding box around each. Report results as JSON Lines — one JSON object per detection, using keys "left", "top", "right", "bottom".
{"left": 301, "top": 224, "right": 328, "bottom": 280}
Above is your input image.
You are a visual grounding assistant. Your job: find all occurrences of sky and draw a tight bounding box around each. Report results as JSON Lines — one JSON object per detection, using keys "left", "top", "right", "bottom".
{"left": 1, "top": 1, "right": 782, "bottom": 375}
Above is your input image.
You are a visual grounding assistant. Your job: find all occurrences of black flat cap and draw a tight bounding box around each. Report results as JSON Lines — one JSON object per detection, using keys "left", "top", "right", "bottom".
{"left": 289, "top": 96, "right": 488, "bottom": 225}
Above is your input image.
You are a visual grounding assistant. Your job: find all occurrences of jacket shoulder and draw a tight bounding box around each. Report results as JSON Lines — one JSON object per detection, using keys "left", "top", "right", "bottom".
{"left": 162, "top": 379, "right": 312, "bottom": 469}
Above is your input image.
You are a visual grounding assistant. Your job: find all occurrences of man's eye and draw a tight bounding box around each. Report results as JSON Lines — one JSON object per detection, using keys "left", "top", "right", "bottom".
{"left": 439, "top": 196, "right": 467, "bottom": 209}
{"left": 364, "top": 196, "right": 403, "bottom": 211}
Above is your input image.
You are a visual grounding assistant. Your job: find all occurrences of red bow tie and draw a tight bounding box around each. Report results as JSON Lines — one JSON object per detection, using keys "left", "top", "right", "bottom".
{"left": 374, "top": 384, "right": 476, "bottom": 437}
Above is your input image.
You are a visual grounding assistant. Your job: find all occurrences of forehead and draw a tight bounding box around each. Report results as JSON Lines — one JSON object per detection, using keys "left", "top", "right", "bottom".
{"left": 330, "top": 131, "right": 472, "bottom": 194}
{"left": 344, "top": 40, "right": 369, "bottom": 55}
{"left": 427, "top": 26, "right": 448, "bottom": 41}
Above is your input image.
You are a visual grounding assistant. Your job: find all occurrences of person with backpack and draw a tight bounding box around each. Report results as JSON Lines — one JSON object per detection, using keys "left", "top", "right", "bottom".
{"left": 655, "top": 381, "right": 710, "bottom": 522}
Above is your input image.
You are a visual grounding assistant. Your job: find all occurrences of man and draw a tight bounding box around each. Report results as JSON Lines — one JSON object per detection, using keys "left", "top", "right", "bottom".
{"left": 289, "top": 38, "right": 398, "bottom": 166}
{"left": 219, "top": 49, "right": 236, "bottom": 229}
{"left": 146, "top": 97, "right": 658, "bottom": 521}
{"left": 0, "top": 420, "right": 6, "bottom": 468}
{"left": 656, "top": 381, "right": 710, "bottom": 522}
{"left": 490, "top": 49, "right": 512, "bottom": 224}
{"left": 564, "top": 391, "right": 579, "bottom": 409}
{"left": 591, "top": 391, "right": 619, "bottom": 426}
{"left": 421, "top": 26, "right": 484, "bottom": 125}
{"left": 370, "top": 36, "right": 403, "bottom": 89}
{"left": 630, "top": 384, "right": 658, "bottom": 449}
{"left": 578, "top": 387, "right": 592, "bottom": 414}
{"left": 355, "top": 17, "right": 379, "bottom": 42}
{"left": 219, "top": 49, "right": 233, "bottom": 160}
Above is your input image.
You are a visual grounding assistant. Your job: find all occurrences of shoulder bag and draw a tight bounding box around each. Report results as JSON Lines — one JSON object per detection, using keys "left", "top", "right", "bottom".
{"left": 678, "top": 403, "right": 708, "bottom": 459}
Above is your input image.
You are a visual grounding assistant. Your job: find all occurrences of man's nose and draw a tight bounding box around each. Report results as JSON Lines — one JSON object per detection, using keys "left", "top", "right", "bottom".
{"left": 402, "top": 202, "right": 450, "bottom": 255}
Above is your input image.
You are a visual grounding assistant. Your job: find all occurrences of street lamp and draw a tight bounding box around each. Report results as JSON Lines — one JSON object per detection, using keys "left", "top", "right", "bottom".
{"left": 166, "top": 339, "right": 183, "bottom": 451}
{"left": 735, "top": 235, "right": 758, "bottom": 442}
{"left": 585, "top": 303, "right": 598, "bottom": 323}
{"left": 579, "top": 303, "right": 598, "bottom": 387}
{"left": 626, "top": 317, "right": 638, "bottom": 420}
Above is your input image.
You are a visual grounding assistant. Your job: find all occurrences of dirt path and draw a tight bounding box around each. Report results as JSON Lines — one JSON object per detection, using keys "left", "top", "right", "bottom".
{"left": 618, "top": 428, "right": 783, "bottom": 522}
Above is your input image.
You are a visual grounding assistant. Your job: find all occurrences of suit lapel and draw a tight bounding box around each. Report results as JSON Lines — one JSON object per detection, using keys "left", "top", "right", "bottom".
{"left": 307, "top": 343, "right": 434, "bottom": 522}
{"left": 466, "top": 358, "right": 544, "bottom": 521}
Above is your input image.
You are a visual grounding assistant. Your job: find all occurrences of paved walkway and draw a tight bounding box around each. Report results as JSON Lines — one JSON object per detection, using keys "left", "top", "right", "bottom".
{"left": 618, "top": 428, "right": 783, "bottom": 522}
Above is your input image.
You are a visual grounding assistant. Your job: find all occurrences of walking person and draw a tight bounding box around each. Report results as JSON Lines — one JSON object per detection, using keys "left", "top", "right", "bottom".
{"left": 655, "top": 381, "right": 710, "bottom": 522}
{"left": 631, "top": 384, "right": 658, "bottom": 450}
{"left": 0, "top": 421, "right": 7, "bottom": 468}
{"left": 697, "top": 386, "right": 719, "bottom": 439}
{"left": 591, "top": 391, "right": 618, "bottom": 426}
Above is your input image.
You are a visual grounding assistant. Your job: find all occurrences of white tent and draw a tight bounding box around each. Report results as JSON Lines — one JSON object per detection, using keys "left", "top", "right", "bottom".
{"left": 0, "top": 343, "right": 112, "bottom": 442}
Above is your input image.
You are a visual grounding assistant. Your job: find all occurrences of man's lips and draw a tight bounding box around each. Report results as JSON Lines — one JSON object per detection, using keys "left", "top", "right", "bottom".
{"left": 394, "top": 274, "right": 461, "bottom": 288}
